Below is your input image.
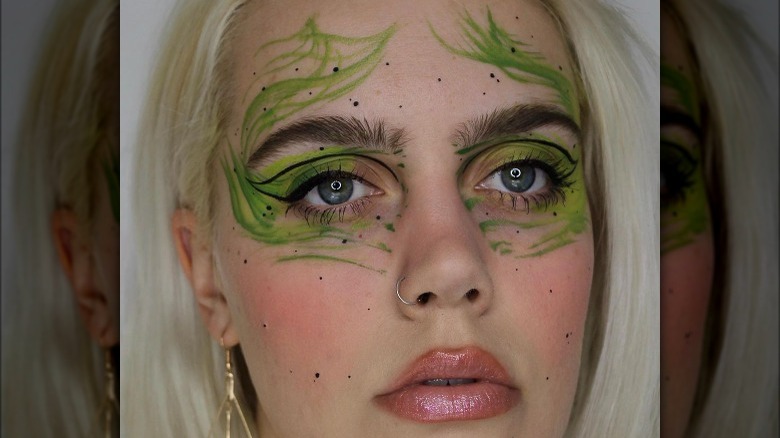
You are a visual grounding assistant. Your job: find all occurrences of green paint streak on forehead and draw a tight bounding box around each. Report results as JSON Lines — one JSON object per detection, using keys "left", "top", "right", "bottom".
{"left": 240, "top": 17, "right": 396, "bottom": 157}
{"left": 661, "top": 63, "right": 700, "bottom": 124}
{"left": 430, "top": 7, "right": 579, "bottom": 122}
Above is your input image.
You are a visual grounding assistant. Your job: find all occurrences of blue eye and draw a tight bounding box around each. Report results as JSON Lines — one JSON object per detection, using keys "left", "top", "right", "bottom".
{"left": 500, "top": 163, "right": 536, "bottom": 193}
{"left": 302, "top": 172, "right": 374, "bottom": 206}
{"left": 316, "top": 177, "right": 354, "bottom": 205}
{"left": 481, "top": 161, "right": 549, "bottom": 195}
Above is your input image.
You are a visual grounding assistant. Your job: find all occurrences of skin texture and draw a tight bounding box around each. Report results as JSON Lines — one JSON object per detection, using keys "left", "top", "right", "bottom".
{"left": 660, "top": 7, "right": 715, "bottom": 438}
{"left": 176, "top": 0, "right": 594, "bottom": 436}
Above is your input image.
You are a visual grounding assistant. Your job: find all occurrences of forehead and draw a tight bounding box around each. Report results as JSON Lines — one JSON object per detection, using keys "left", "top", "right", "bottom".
{"left": 234, "top": 1, "right": 571, "bottom": 86}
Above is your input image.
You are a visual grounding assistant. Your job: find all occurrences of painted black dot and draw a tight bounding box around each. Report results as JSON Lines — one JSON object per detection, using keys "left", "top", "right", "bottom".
{"left": 243, "top": 259, "right": 247, "bottom": 264}
{"left": 385, "top": 62, "right": 390, "bottom": 66}
{"left": 261, "top": 86, "right": 266, "bottom": 91}
{"left": 490, "top": 73, "right": 495, "bottom": 78}
{"left": 333, "top": 66, "right": 339, "bottom": 72}
{"left": 342, "top": 239, "right": 347, "bottom": 244}
{"left": 515, "top": 16, "right": 519, "bottom": 19}
{"left": 376, "top": 215, "right": 381, "bottom": 220}
{"left": 295, "top": 67, "right": 299, "bottom": 71}
{"left": 553, "top": 212, "right": 557, "bottom": 216}
{"left": 253, "top": 72, "right": 256, "bottom": 75}
{"left": 263, "top": 323, "right": 267, "bottom": 328}
{"left": 482, "top": 92, "right": 486, "bottom": 95}
{"left": 319, "top": 276, "right": 323, "bottom": 280}
{"left": 315, "top": 372, "right": 320, "bottom": 378}
{"left": 266, "top": 205, "right": 272, "bottom": 211}
{"left": 263, "top": 107, "right": 267, "bottom": 111}
{"left": 546, "top": 377, "right": 549, "bottom": 380}
{"left": 348, "top": 375, "right": 352, "bottom": 378}
{"left": 319, "top": 146, "right": 324, "bottom": 151}
{"left": 399, "top": 105, "right": 403, "bottom": 108}
{"left": 294, "top": 249, "right": 298, "bottom": 253}
{"left": 549, "top": 289, "right": 553, "bottom": 293}
{"left": 437, "top": 78, "right": 441, "bottom": 82}
{"left": 353, "top": 101, "right": 359, "bottom": 107}
{"left": 566, "top": 333, "right": 569, "bottom": 338}
{"left": 511, "top": 47, "right": 516, "bottom": 53}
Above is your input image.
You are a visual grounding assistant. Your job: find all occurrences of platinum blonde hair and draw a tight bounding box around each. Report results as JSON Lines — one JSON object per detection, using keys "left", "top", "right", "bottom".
{"left": 1, "top": 0, "right": 118, "bottom": 436}
{"left": 667, "top": 0, "right": 779, "bottom": 436}
{"left": 123, "top": 0, "right": 658, "bottom": 436}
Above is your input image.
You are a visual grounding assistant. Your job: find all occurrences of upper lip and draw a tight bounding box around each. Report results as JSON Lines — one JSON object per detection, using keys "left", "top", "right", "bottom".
{"left": 378, "top": 346, "right": 516, "bottom": 396}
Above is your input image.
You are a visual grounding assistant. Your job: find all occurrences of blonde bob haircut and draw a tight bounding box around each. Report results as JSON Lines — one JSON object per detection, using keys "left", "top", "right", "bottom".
{"left": 1, "top": 0, "right": 118, "bottom": 436}
{"left": 123, "top": 0, "right": 658, "bottom": 436}
{"left": 665, "top": 0, "right": 778, "bottom": 436}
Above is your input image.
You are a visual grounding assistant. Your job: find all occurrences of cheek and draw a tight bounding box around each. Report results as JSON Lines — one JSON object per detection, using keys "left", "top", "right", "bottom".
{"left": 218, "top": 241, "right": 381, "bottom": 395}
{"left": 495, "top": 236, "right": 593, "bottom": 383}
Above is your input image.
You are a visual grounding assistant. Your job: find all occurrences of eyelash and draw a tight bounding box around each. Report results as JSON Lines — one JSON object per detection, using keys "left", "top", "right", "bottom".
{"left": 660, "top": 140, "right": 696, "bottom": 208}
{"left": 477, "top": 151, "right": 575, "bottom": 214}
{"left": 283, "top": 167, "right": 376, "bottom": 226}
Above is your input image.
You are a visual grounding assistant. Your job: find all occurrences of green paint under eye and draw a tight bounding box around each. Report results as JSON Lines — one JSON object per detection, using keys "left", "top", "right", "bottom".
{"left": 457, "top": 134, "right": 588, "bottom": 257}
{"left": 224, "top": 17, "right": 397, "bottom": 272}
{"left": 660, "top": 134, "right": 709, "bottom": 254}
{"left": 430, "top": 7, "right": 579, "bottom": 122}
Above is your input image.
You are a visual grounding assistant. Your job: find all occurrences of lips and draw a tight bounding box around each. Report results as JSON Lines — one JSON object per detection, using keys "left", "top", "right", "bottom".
{"left": 375, "top": 346, "right": 520, "bottom": 423}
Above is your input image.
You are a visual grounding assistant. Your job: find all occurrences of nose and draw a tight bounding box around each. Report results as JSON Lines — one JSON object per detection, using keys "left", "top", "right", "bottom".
{"left": 393, "top": 186, "right": 494, "bottom": 318}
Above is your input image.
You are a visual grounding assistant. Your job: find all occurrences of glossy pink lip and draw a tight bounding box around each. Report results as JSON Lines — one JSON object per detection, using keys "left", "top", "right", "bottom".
{"left": 375, "top": 347, "right": 520, "bottom": 423}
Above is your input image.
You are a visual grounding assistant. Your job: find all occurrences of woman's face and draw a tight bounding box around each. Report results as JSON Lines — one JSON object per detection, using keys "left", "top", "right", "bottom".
{"left": 209, "top": 0, "right": 593, "bottom": 435}
{"left": 660, "top": 7, "right": 715, "bottom": 438}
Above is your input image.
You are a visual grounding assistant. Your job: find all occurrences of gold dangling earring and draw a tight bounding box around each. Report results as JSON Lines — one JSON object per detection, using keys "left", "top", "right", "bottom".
{"left": 93, "top": 348, "right": 119, "bottom": 437}
{"left": 208, "top": 338, "right": 253, "bottom": 438}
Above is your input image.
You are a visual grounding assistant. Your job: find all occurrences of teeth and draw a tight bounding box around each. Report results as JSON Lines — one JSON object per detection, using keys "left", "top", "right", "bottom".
{"left": 423, "top": 378, "right": 477, "bottom": 386}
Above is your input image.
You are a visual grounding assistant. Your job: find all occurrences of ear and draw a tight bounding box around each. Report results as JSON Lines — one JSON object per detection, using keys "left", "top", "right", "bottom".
{"left": 51, "top": 209, "right": 118, "bottom": 347}
{"left": 172, "top": 209, "right": 238, "bottom": 347}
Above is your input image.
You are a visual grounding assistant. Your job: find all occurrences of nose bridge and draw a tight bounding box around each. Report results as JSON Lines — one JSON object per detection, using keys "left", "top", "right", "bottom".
{"left": 394, "top": 177, "right": 493, "bottom": 313}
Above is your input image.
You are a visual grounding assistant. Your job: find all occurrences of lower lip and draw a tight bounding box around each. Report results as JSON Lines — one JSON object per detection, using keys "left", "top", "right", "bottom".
{"left": 376, "top": 381, "right": 520, "bottom": 422}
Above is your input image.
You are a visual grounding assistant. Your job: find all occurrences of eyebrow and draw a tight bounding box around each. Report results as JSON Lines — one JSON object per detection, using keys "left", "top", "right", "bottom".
{"left": 661, "top": 105, "right": 702, "bottom": 139}
{"left": 451, "top": 103, "right": 581, "bottom": 149}
{"left": 247, "top": 116, "right": 408, "bottom": 168}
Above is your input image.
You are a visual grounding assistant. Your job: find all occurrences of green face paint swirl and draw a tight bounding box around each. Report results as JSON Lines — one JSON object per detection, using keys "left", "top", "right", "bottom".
{"left": 225, "top": 17, "right": 397, "bottom": 271}
{"left": 434, "top": 8, "right": 588, "bottom": 258}
{"left": 457, "top": 133, "right": 588, "bottom": 257}
{"left": 661, "top": 63, "right": 700, "bottom": 125}
{"left": 660, "top": 62, "right": 709, "bottom": 254}
{"left": 429, "top": 7, "right": 579, "bottom": 121}
{"left": 239, "top": 17, "right": 397, "bottom": 157}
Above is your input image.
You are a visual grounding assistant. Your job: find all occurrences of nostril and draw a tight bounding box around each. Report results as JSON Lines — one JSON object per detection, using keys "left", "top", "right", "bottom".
{"left": 417, "top": 292, "right": 433, "bottom": 304}
{"left": 465, "top": 288, "right": 479, "bottom": 302}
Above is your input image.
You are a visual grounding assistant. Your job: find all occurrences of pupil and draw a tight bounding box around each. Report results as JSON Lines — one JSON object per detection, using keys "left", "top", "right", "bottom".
{"left": 318, "top": 177, "right": 353, "bottom": 205}
{"left": 500, "top": 163, "right": 535, "bottom": 193}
